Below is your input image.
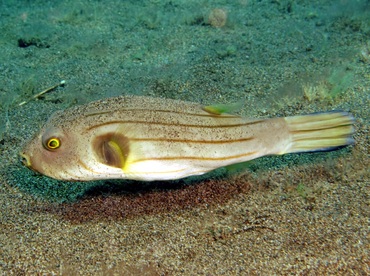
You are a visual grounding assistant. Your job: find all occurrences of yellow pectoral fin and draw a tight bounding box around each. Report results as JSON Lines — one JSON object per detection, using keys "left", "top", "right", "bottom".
{"left": 105, "top": 140, "right": 126, "bottom": 169}
{"left": 202, "top": 102, "right": 243, "bottom": 115}
{"left": 94, "top": 133, "right": 130, "bottom": 170}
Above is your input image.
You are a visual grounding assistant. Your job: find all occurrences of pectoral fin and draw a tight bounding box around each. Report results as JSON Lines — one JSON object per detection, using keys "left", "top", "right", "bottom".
{"left": 94, "top": 133, "right": 130, "bottom": 169}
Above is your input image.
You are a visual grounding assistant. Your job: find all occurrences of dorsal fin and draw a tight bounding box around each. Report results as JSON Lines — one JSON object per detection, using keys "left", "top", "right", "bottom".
{"left": 202, "top": 102, "right": 243, "bottom": 115}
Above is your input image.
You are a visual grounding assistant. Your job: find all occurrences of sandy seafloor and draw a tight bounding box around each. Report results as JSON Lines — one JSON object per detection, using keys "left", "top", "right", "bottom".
{"left": 0, "top": 0, "right": 369, "bottom": 274}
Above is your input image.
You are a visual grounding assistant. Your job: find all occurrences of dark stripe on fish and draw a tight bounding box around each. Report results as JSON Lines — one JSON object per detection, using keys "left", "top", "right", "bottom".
{"left": 130, "top": 137, "right": 255, "bottom": 144}
{"left": 84, "top": 108, "right": 241, "bottom": 118}
{"left": 86, "top": 119, "right": 265, "bottom": 131}
{"left": 131, "top": 151, "right": 258, "bottom": 164}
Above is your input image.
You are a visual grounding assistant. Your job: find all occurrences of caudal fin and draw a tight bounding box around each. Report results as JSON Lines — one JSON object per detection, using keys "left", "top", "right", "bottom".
{"left": 283, "top": 111, "right": 355, "bottom": 154}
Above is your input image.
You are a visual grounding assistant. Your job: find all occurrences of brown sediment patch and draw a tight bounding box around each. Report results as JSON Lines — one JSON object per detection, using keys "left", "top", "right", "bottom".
{"left": 35, "top": 175, "right": 251, "bottom": 224}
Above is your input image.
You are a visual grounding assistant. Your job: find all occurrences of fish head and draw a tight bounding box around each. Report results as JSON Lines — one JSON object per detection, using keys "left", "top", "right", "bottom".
{"left": 20, "top": 109, "right": 132, "bottom": 181}
{"left": 20, "top": 107, "right": 96, "bottom": 181}
{"left": 20, "top": 121, "right": 84, "bottom": 181}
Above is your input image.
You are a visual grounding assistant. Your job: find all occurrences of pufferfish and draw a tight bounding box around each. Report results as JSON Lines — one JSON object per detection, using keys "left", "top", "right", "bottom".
{"left": 20, "top": 95, "right": 355, "bottom": 181}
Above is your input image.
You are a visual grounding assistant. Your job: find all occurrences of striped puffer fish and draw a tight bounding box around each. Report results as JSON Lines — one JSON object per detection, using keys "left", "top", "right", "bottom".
{"left": 20, "top": 95, "right": 355, "bottom": 181}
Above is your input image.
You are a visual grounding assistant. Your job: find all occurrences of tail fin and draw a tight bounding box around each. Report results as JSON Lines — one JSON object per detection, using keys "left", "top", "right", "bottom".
{"left": 283, "top": 111, "right": 355, "bottom": 154}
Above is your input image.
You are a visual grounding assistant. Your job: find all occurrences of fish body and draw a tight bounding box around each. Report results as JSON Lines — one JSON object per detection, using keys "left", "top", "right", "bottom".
{"left": 20, "top": 96, "right": 355, "bottom": 181}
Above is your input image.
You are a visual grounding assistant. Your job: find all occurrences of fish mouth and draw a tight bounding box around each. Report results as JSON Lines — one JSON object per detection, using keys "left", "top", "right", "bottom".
{"left": 20, "top": 152, "right": 32, "bottom": 167}
{"left": 20, "top": 152, "right": 39, "bottom": 174}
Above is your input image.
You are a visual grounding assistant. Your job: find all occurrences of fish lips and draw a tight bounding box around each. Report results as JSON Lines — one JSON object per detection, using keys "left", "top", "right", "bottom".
{"left": 20, "top": 151, "right": 41, "bottom": 174}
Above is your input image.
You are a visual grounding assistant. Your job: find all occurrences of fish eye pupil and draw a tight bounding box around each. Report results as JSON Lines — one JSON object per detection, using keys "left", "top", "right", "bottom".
{"left": 47, "top": 138, "right": 60, "bottom": 149}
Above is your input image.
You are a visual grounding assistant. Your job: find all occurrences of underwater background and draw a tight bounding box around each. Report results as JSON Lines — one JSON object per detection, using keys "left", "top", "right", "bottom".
{"left": 0, "top": 0, "right": 369, "bottom": 274}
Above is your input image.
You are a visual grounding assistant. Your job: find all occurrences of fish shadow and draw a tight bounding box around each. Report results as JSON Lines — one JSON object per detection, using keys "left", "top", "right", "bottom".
{"left": 11, "top": 148, "right": 350, "bottom": 223}
{"left": 32, "top": 171, "right": 251, "bottom": 224}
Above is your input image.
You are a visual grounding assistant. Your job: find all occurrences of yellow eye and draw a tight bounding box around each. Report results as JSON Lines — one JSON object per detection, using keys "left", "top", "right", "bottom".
{"left": 45, "top": 137, "right": 61, "bottom": 150}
